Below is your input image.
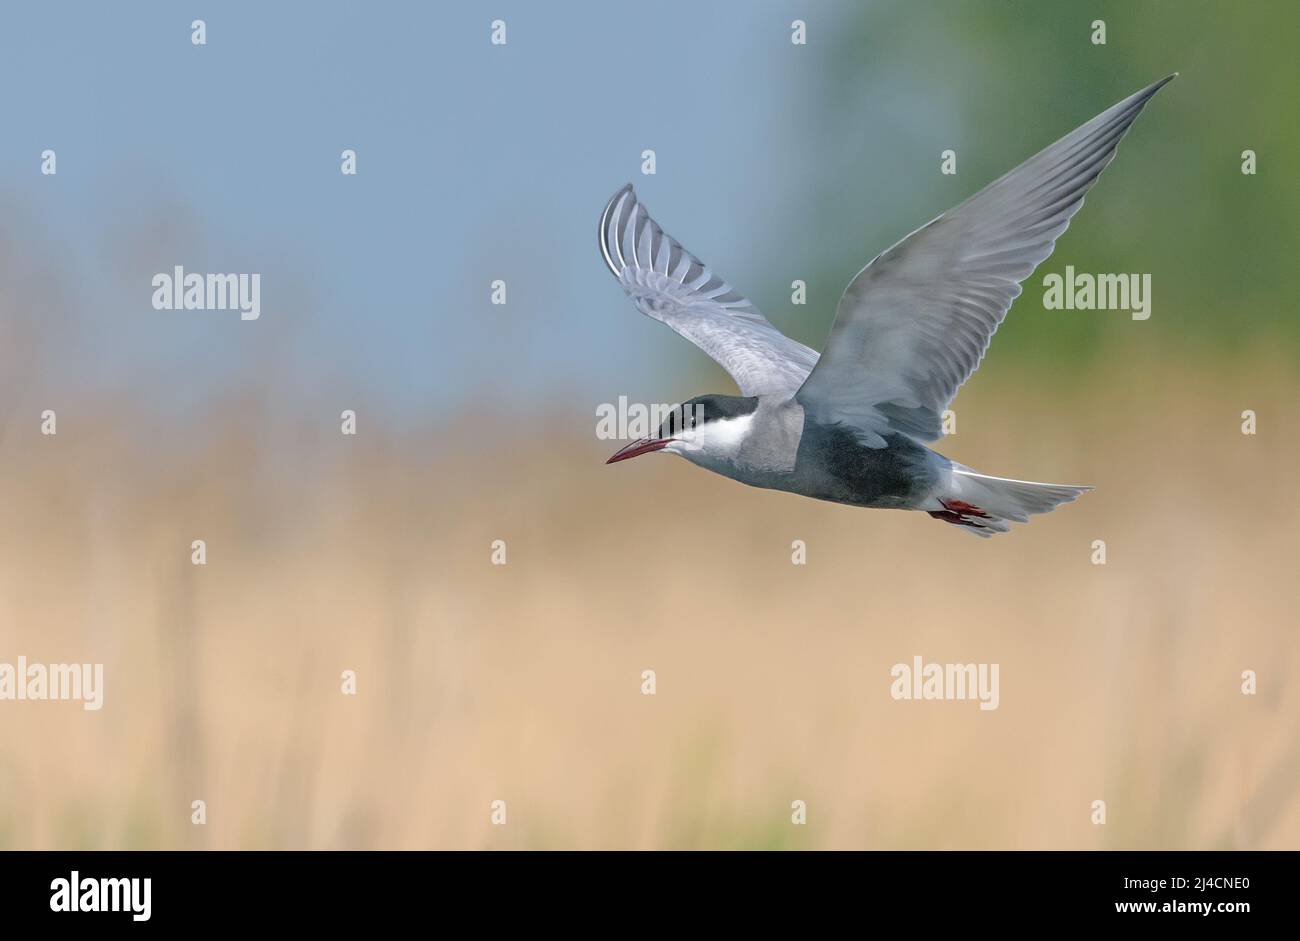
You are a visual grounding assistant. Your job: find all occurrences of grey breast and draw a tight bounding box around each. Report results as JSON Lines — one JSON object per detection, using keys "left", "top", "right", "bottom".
{"left": 789, "top": 421, "right": 938, "bottom": 509}
{"left": 730, "top": 397, "right": 937, "bottom": 508}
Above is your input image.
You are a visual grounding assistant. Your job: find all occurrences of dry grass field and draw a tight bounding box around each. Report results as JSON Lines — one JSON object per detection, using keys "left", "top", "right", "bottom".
{"left": 0, "top": 348, "right": 1296, "bottom": 850}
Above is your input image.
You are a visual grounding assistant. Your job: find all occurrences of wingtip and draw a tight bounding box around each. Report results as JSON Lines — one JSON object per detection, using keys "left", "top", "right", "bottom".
{"left": 1146, "top": 73, "right": 1178, "bottom": 95}
{"left": 600, "top": 183, "right": 636, "bottom": 219}
{"left": 598, "top": 183, "right": 639, "bottom": 277}
{"left": 601, "top": 182, "right": 635, "bottom": 207}
{"left": 1112, "top": 73, "right": 1177, "bottom": 112}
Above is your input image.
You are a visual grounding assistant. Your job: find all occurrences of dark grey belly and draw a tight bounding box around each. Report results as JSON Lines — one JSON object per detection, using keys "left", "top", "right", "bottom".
{"left": 776, "top": 422, "right": 937, "bottom": 509}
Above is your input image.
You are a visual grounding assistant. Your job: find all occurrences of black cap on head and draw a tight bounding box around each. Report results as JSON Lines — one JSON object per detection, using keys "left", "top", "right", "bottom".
{"left": 656, "top": 394, "right": 758, "bottom": 439}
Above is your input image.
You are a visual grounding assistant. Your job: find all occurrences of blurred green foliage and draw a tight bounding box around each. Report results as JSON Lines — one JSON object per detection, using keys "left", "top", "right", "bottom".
{"left": 763, "top": 0, "right": 1298, "bottom": 382}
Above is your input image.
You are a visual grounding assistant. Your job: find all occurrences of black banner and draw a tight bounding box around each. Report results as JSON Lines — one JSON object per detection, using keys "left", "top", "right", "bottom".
{"left": 0, "top": 850, "right": 1282, "bottom": 927}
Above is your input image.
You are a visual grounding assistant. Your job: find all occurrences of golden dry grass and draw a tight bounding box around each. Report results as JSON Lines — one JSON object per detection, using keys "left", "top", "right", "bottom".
{"left": 0, "top": 351, "right": 1296, "bottom": 849}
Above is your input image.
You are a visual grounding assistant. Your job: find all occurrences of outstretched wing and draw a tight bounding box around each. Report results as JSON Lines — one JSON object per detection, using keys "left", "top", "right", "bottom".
{"left": 796, "top": 75, "right": 1176, "bottom": 447}
{"left": 599, "top": 184, "right": 819, "bottom": 397}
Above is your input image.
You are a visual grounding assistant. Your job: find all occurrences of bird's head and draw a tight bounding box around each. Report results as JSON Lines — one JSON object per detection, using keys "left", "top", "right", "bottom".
{"left": 605, "top": 394, "right": 758, "bottom": 466}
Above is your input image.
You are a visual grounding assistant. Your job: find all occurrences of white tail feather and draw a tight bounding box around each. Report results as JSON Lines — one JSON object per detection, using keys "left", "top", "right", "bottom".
{"left": 932, "top": 466, "right": 1092, "bottom": 537}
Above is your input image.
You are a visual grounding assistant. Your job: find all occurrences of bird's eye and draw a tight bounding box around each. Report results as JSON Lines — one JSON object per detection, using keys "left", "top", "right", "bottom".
{"left": 690, "top": 413, "right": 697, "bottom": 428}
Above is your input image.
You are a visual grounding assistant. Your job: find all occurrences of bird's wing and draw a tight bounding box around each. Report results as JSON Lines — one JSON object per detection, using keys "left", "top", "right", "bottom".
{"left": 599, "top": 184, "right": 819, "bottom": 397}
{"left": 795, "top": 74, "right": 1176, "bottom": 447}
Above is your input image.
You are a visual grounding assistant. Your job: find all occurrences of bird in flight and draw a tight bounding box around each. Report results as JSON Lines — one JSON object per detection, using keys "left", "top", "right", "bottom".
{"left": 600, "top": 75, "right": 1175, "bottom": 536}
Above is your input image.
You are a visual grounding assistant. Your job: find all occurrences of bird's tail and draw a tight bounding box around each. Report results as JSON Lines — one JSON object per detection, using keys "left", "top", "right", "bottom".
{"left": 927, "top": 465, "right": 1092, "bottom": 537}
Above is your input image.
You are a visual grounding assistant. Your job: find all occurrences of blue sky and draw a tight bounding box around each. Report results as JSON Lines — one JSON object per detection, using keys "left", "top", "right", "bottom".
{"left": 4, "top": 1, "right": 1216, "bottom": 435}
{"left": 2, "top": 1, "right": 854, "bottom": 424}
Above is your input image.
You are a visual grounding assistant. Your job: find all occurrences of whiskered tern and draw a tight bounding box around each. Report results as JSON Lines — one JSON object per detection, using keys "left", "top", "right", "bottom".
{"left": 601, "top": 75, "right": 1175, "bottom": 536}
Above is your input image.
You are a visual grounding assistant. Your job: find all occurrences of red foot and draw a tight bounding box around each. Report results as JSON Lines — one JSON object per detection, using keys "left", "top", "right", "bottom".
{"left": 941, "top": 499, "right": 990, "bottom": 518}
{"left": 928, "top": 499, "right": 991, "bottom": 527}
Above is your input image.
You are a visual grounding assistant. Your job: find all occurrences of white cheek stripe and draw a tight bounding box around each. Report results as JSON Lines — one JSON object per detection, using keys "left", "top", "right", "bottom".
{"left": 700, "top": 413, "right": 754, "bottom": 457}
